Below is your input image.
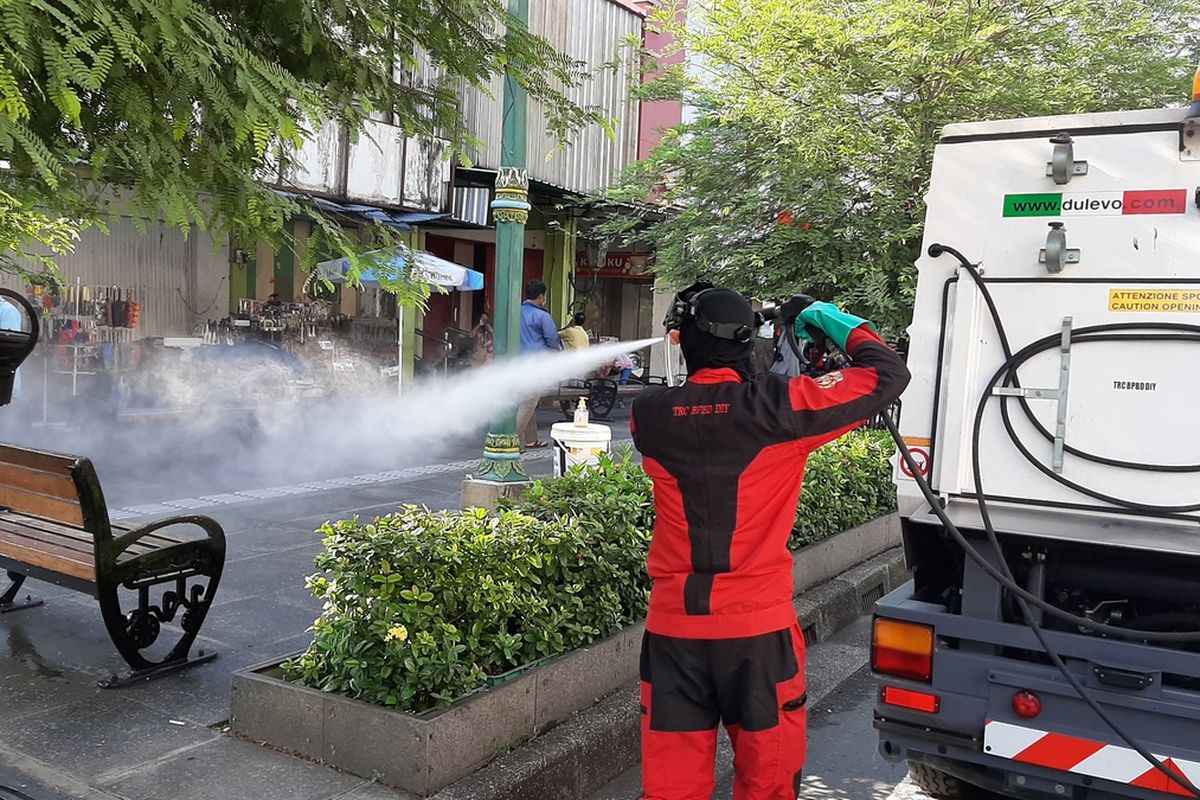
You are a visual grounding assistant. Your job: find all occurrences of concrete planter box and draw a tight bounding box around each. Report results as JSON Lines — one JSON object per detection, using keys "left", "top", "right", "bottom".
{"left": 792, "top": 512, "right": 901, "bottom": 593}
{"left": 230, "top": 512, "right": 899, "bottom": 795}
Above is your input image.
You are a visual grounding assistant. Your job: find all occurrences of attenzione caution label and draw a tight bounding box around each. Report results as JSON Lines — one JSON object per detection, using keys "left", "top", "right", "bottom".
{"left": 1109, "top": 289, "right": 1200, "bottom": 313}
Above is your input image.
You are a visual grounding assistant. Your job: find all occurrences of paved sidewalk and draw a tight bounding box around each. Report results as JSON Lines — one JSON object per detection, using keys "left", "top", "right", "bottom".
{"left": 0, "top": 410, "right": 625, "bottom": 800}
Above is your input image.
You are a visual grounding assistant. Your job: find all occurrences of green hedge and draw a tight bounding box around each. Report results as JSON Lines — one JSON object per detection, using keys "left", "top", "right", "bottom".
{"left": 284, "top": 457, "right": 652, "bottom": 712}
{"left": 287, "top": 431, "right": 895, "bottom": 713}
{"left": 790, "top": 430, "right": 899, "bottom": 549}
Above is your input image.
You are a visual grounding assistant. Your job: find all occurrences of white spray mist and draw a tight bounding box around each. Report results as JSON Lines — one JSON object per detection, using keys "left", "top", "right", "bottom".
{"left": 3, "top": 338, "right": 661, "bottom": 504}
{"left": 375, "top": 337, "right": 660, "bottom": 445}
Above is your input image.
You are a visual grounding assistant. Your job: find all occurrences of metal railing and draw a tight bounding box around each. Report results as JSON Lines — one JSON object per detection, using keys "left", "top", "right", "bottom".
{"left": 415, "top": 329, "right": 454, "bottom": 377}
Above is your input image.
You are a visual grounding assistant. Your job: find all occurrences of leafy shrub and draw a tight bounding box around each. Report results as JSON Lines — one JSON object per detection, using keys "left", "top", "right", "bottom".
{"left": 285, "top": 501, "right": 649, "bottom": 712}
{"left": 791, "top": 430, "right": 898, "bottom": 549}
{"left": 286, "top": 436, "right": 892, "bottom": 712}
{"left": 503, "top": 449, "right": 653, "bottom": 620}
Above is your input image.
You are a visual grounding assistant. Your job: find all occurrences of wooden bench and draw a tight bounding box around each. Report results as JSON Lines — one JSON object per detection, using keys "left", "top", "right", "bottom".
{"left": 550, "top": 376, "right": 667, "bottom": 420}
{"left": 0, "top": 443, "right": 226, "bottom": 687}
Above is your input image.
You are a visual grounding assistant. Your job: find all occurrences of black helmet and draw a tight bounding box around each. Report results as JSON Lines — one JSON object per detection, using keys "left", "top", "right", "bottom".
{"left": 666, "top": 283, "right": 758, "bottom": 378}
{"left": 664, "top": 282, "right": 757, "bottom": 343}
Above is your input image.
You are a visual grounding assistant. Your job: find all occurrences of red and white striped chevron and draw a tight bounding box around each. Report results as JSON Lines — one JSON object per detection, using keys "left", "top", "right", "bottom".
{"left": 984, "top": 720, "right": 1200, "bottom": 796}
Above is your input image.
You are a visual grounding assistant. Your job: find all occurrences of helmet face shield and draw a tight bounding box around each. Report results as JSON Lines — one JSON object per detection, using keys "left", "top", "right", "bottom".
{"left": 664, "top": 283, "right": 757, "bottom": 343}
{"left": 663, "top": 282, "right": 713, "bottom": 333}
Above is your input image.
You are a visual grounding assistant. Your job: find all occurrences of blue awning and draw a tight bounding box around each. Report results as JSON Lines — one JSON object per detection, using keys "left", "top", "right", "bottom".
{"left": 274, "top": 191, "right": 449, "bottom": 231}
{"left": 316, "top": 249, "right": 484, "bottom": 291}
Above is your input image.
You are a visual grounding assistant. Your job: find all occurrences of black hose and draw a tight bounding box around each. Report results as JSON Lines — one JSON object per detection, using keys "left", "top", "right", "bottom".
{"left": 882, "top": 243, "right": 1200, "bottom": 797}
{"left": 783, "top": 321, "right": 806, "bottom": 365}
{"left": 985, "top": 327, "right": 1200, "bottom": 514}
{"left": 887, "top": 415, "right": 1200, "bottom": 798}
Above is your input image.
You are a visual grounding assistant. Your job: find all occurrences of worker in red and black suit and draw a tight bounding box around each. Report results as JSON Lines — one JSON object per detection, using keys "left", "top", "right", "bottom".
{"left": 630, "top": 285, "right": 909, "bottom": 800}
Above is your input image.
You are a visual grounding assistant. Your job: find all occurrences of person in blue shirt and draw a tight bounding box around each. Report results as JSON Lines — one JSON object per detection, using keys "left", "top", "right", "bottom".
{"left": 0, "top": 297, "right": 24, "bottom": 402}
{"left": 516, "top": 279, "right": 561, "bottom": 448}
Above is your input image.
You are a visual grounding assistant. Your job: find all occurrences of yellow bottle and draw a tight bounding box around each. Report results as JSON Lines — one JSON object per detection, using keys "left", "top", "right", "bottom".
{"left": 574, "top": 396, "right": 589, "bottom": 428}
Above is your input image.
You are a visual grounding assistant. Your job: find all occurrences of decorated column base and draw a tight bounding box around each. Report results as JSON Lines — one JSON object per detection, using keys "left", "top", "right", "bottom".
{"left": 476, "top": 432, "right": 529, "bottom": 482}
{"left": 462, "top": 432, "right": 531, "bottom": 511}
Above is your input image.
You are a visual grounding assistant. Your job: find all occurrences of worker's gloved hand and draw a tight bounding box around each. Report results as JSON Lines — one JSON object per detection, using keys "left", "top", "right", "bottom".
{"left": 796, "top": 301, "right": 874, "bottom": 349}
{"left": 778, "top": 294, "right": 815, "bottom": 324}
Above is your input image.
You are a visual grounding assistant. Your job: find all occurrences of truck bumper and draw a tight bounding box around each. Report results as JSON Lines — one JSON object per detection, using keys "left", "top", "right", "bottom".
{"left": 873, "top": 582, "right": 1200, "bottom": 800}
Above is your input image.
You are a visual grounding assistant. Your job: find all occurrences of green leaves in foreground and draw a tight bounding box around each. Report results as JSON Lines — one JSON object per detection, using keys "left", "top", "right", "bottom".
{"left": 285, "top": 455, "right": 652, "bottom": 712}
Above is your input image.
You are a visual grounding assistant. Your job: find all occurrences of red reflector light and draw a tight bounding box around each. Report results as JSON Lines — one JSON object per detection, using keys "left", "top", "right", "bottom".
{"left": 872, "top": 619, "right": 935, "bottom": 682}
{"left": 882, "top": 685, "right": 940, "bottom": 714}
{"left": 1012, "top": 690, "right": 1042, "bottom": 719}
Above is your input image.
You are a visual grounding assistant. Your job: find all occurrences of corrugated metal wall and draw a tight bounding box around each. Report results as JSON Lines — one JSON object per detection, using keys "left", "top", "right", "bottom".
{"left": 2, "top": 220, "right": 197, "bottom": 339}
{"left": 460, "top": 0, "right": 642, "bottom": 193}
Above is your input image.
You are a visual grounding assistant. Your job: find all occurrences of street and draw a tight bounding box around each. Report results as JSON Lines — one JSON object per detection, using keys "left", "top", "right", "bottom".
{"left": 0, "top": 409, "right": 574, "bottom": 800}
{"left": 4, "top": 0, "right": 1194, "bottom": 798}
{"left": 0, "top": 405, "right": 1018, "bottom": 800}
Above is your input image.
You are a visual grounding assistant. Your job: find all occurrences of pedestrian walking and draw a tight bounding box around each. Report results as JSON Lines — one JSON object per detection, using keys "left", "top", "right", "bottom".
{"left": 515, "top": 280, "right": 561, "bottom": 448}
{"left": 630, "top": 284, "right": 909, "bottom": 800}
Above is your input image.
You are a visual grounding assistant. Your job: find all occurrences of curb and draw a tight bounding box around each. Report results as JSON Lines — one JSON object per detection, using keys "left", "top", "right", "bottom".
{"left": 430, "top": 546, "right": 908, "bottom": 800}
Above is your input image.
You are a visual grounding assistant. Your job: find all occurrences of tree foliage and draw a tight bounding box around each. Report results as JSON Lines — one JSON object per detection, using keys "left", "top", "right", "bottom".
{"left": 0, "top": 191, "right": 77, "bottom": 276}
{"left": 606, "top": 0, "right": 1200, "bottom": 333}
{"left": 0, "top": 0, "right": 605, "bottom": 292}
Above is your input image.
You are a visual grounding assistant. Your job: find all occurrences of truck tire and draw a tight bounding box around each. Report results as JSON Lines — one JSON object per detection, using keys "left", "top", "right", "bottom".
{"left": 907, "top": 761, "right": 965, "bottom": 798}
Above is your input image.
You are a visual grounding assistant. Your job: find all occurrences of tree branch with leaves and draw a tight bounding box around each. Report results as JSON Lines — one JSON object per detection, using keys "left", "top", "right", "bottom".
{"left": 0, "top": 0, "right": 606, "bottom": 299}
{"left": 604, "top": 0, "right": 1198, "bottom": 334}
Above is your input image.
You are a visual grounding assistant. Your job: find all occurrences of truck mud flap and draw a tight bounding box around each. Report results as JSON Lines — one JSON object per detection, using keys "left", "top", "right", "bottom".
{"left": 875, "top": 714, "right": 981, "bottom": 752}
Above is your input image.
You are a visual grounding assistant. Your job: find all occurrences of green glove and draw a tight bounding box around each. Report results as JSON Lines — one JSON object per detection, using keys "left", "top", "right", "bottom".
{"left": 795, "top": 302, "right": 874, "bottom": 350}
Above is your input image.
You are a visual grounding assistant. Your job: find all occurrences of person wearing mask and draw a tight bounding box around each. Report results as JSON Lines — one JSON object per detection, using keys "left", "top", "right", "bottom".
{"left": 630, "top": 284, "right": 909, "bottom": 800}
{"left": 515, "top": 280, "right": 561, "bottom": 448}
{"left": 470, "top": 312, "right": 494, "bottom": 367}
{"left": 559, "top": 312, "right": 590, "bottom": 351}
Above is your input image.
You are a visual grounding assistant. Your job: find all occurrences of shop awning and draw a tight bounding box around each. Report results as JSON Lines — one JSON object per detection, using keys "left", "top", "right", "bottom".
{"left": 275, "top": 191, "right": 450, "bottom": 231}
{"left": 315, "top": 249, "right": 484, "bottom": 291}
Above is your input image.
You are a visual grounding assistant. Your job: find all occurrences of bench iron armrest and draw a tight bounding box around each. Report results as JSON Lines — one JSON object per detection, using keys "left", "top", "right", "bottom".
{"left": 112, "top": 515, "right": 226, "bottom": 554}
{"left": 99, "top": 514, "right": 227, "bottom": 575}
{"left": 94, "top": 513, "right": 227, "bottom": 679}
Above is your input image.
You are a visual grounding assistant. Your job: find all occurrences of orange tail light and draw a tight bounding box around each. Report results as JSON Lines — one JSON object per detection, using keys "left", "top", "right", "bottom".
{"left": 872, "top": 618, "right": 935, "bottom": 682}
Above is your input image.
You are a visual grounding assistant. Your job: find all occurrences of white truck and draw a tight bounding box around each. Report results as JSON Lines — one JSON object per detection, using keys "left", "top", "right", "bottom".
{"left": 873, "top": 95, "right": 1200, "bottom": 799}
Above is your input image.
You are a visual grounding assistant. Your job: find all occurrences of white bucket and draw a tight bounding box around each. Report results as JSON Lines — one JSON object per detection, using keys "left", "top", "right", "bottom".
{"left": 550, "top": 422, "right": 613, "bottom": 477}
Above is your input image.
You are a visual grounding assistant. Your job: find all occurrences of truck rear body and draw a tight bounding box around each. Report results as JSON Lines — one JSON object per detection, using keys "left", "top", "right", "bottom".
{"left": 876, "top": 107, "right": 1200, "bottom": 799}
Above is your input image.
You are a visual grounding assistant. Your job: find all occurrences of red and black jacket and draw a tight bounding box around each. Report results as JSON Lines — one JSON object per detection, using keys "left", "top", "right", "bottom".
{"left": 631, "top": 325, "right": 910, "bottom": 639}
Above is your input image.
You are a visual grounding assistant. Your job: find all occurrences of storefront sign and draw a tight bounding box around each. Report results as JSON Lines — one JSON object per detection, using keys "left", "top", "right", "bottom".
{"left": 575, "top": 252, "right": 654, "bottom": 280}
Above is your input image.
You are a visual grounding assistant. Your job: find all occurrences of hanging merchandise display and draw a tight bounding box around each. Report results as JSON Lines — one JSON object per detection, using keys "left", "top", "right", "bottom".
{"left": 17, "top": 278, "right": 152, "bottom": 419}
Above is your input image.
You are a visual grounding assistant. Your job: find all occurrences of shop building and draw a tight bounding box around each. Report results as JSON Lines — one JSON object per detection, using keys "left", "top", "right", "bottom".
{"left": 10, "top": 0, "right": 683, "bottom": 388}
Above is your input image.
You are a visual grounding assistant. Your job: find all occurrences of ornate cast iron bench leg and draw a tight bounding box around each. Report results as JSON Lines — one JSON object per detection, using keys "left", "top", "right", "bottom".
{"left": 0, "top": 570, "right": 43, "bottom": 613}
{"left": 95, "top": 515, "right": 226, "bottom": 688}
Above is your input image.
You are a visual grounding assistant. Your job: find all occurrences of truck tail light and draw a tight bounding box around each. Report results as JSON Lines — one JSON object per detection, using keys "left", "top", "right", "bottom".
{"left": 1012, "top": 690, "right": 1042, "bottom": 719}
{"left": 872, "top": 618, "right": 934, "bottom": 682}
{"left": 881, "top": 685, "right": 940, "bottom": 714}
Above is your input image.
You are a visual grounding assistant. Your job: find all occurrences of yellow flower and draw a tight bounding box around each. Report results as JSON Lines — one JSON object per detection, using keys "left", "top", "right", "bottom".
{"left": 386, "top": 625, "right": 409, "bottom": 643}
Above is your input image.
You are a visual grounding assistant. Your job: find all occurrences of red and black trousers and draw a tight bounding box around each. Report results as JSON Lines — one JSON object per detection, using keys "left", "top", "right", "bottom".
{"left": 639, "top": 623, "right": 808, "bottom": 800}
